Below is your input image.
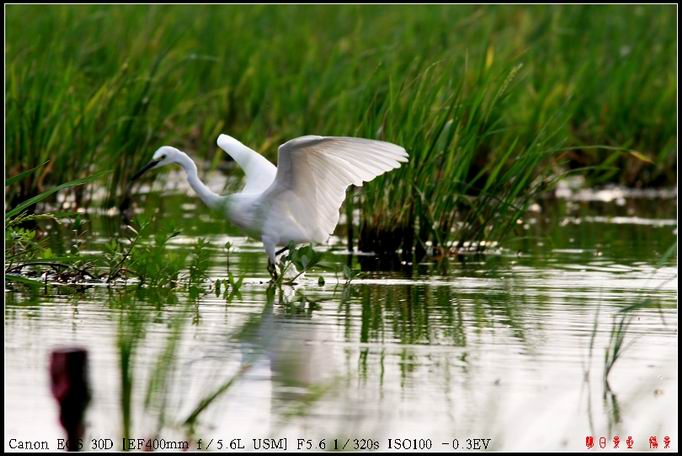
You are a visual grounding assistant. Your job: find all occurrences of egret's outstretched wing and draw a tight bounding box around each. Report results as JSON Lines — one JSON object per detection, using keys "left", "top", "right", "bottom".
{"left": 217, "top": 134, "right": 277, "bottom": 193}
{"left": 260, "top": 136, "right": 408, "bottom": 242}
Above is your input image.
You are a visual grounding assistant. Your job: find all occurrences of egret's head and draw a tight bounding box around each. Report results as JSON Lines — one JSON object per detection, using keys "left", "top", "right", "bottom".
{"left": 131, "top": 146, "right": 181, "bottom": 181}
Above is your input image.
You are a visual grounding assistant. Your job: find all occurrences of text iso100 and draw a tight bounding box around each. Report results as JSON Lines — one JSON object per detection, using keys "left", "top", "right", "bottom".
{"left": 387, "top": 438, "right": 433, "bottom": 450}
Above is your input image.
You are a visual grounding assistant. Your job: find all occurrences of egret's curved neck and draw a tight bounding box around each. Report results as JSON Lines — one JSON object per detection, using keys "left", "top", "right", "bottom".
{"left": 175, "top": 152, "right": 221, "bottom": 209}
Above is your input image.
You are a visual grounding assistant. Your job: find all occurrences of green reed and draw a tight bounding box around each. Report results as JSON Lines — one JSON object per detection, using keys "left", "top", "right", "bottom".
{"left": 6, "top": 5, "right": 676, "bottom": 254}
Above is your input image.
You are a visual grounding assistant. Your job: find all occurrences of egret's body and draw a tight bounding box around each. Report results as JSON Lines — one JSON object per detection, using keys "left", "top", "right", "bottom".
{"left": 133, "top": 134, "right": 408, "bottom": 276}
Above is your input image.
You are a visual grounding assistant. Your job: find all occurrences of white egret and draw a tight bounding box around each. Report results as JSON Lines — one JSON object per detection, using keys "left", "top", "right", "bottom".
{"left": 132, "top": 134, "right": 408, "bottom": 278}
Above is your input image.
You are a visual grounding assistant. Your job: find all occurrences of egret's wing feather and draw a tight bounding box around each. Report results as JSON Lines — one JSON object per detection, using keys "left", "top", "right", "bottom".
{"left": 217, "top": 134, "right": 277, "bottom": 193}
{"left": 261, "top": 136, "right": 408, "bottom": 242}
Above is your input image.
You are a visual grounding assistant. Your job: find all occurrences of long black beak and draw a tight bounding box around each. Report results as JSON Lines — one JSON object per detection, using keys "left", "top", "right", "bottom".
{"left": 130, "top": 159, "right": 161, "bottom": 182}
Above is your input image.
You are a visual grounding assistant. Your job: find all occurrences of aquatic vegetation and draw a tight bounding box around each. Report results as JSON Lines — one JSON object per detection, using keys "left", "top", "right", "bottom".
{"left": 7, "top": 209, "right": 220, "bottom": 291}
{"left": 276, "top": 242, "right": 324, "bottom": 284}
{"left": 5, "top": 162, "right": 106, "bottom": 275}
{"left": 341, "top": 264, "right": 363, "bottom": 284}
{"left": 602, "top": 242, "right": 677, "bottom": 388}
{"left": 125, "top": 222, "right": 184, "bottom": 287}
{"left": 215, "top": 241, "right": 246, "bottom": 301}
{"left": 113, "top": 291, "right": 151, "bottom": 441}
{"left": 580, "top": 240, "right": 677, "bottom": 437}
{"left": 269, "top": 242, "right": 363, "bottom": 286}
{"left": 223, "top": 241, "right": 233, "bottom": 274}
{"left": 602, "top": 310, "right": 633, "bottom": 387}
{"left": 187, "top": 238, "right": 212, "bottom": 287}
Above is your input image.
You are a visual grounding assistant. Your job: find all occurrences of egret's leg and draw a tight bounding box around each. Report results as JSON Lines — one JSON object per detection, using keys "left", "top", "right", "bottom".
{"left": 275, "top": 246, "right": 289, "bottom": 256}
{"left": 263, "top": 238, "right": 278, "bottom": 281}
{"left": 267, "top": 259, "right": 278, "bottom": 281}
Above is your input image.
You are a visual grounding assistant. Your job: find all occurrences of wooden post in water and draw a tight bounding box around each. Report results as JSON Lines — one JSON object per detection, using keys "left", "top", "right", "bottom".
{"left": 50, "top": 347, "right": 90, "bottom": 451}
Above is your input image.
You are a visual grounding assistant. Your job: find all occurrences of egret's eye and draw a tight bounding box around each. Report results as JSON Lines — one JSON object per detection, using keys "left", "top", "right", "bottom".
{"left": 160, "top": 155, "right": 166, "bottom": 160}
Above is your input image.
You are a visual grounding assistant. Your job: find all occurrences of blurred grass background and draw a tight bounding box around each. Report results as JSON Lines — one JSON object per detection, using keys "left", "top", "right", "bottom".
{"left": 5, "top": 5, "right": 677, "bottom": 253}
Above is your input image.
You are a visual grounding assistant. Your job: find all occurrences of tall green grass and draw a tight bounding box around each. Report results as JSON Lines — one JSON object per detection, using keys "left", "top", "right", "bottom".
{"left": 6, "top": 5, "right": 676, "bottom": 253}
{"left": 354, "top": 59, "right": 564, "bottom": 255}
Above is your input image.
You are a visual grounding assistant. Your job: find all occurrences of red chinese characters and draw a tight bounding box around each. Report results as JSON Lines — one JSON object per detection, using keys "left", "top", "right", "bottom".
{"left": 626, "top": 436, "right": 634, "bottom": 449}
{"left": 583, "top": 434, "right": 673, "bottom": 450}
{"left": 649, "top": 436, "right": 659, "bottom": 449}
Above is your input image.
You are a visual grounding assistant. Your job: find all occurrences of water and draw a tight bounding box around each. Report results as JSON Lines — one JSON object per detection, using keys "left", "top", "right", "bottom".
{"left": 4, "top": 186, "right": 677, "bottom": 452}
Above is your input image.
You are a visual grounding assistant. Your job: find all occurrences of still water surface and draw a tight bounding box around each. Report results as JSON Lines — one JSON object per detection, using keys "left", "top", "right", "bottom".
{"left": 5, "top": 184, "right": 677, "bottom": 451}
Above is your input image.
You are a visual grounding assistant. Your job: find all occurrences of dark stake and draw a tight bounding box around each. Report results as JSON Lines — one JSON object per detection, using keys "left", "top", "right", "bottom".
{"left": 50, "top": 347, "right": 90, "bottom": 451}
